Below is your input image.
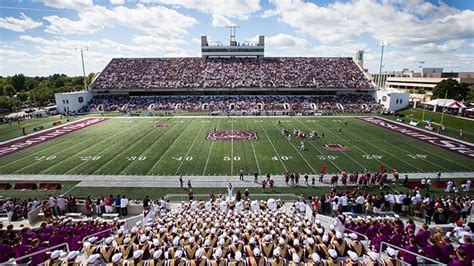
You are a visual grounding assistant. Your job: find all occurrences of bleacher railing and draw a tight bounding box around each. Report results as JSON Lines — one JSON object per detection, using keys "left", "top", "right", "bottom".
{"left": 4, "top": 242, "right": 69, "bottom": 265}
{"left": 379, "top": 241, "right": 446, "bottom": 266}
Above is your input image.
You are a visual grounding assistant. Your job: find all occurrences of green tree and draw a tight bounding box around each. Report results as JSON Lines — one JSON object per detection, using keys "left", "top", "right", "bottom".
{"left": 54, "top": 77, "right": 66, "bottom": 88}
{"left": 17, "top": 90, "right": 29, "bottom": 102}
{"left": 86, "top": 72, "right": 96, "bottom": 87}
{"left": 30, "top": 86, "right": 54, "bottom": 105}
{"left": 4, "top": 84, "right": 16, "bottom": 97}
{"left": 26, "top": 78, "right": 39, "bottom": 91}
{"left": 466, "top": 87, "right": 474, "bottom": 105}
{"left": 432, "top": 78, "right": 469, "bottom": 101}
{"left": 0, "top": 96, "right": 19, "bottom": 111}
{"left": 11, "top": 74, "right": 26, "bottom": 91}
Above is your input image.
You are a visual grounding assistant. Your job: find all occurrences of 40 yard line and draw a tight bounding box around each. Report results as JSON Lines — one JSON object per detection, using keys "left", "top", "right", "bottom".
{"left": 202, "top": 118, "right": 221, "bottom": 175}
{"left": 258, "top": 121, "right": 288, "bottom": 172}
{"left": 174, "top": 123, "right": 206, "bottom": 175}
{"left": 245, "top": 119, "right": 261, "bottom": 174}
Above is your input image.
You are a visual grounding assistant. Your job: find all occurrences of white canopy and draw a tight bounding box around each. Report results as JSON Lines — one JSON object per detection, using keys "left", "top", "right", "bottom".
{"left": 425, "top": 99, "right": 466, "bottom": 108}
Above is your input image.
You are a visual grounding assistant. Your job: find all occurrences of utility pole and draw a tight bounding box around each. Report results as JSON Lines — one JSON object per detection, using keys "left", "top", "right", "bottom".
{"left": 76, "top": 46, "right": 88, "bottom": 91}
{"left": 377, "top": 41, "right": 389, "bottom": 90}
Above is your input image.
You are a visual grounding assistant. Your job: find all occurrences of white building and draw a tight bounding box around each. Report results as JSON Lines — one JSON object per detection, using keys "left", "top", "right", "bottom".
{"left": 55, "top": 91, "right": 92, "bottom": 114}
{"left": 376, "top": 90, "right": 410, "bottom": 112}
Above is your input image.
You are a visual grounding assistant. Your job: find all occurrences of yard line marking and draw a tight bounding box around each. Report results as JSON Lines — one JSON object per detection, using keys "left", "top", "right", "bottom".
{"left": 269, "top": 119, "right": 319, "bottom": 174}
{"left": 38, "top": 121, "right": 145, "bottom": 175}
{"left": 321, "top": 119, "right": 420, "bottom": 171}
{"left": 202, "top": 118, "right": 221, "bottom": 175}
{"left": 68, "top": 119, "right": 157, "bottom": 175}
{"left": 120, "top": 118, "right": 184, "bottom": 175}
{"left": 12, "top": 120, "right": 128, "bottom": 174}
{"left": 258, "top": 121, "right": 288, "bottom": 172}
{"left": 145, "top": 120, "right": 195, "bottom": 175}
{"left": 315, "top": 118, "right": 397, "bottom": 170}
{"left": 294, "top": 118, "right": 362, "bottom": 171}
{"left": 0, "top": 119, "right": 115, "bottom": 170}
{"left": 244, "top": 119, "right": 261, "bottom": 174}
{"left": 351, "top": 120, "right": 451, "bottom": 172}
{"left": 231, "top": 118, "right": 234, "bottom": 176}
{"left": 175, "top": 123, "right": 206, "bottom": 175}
{"left": 94, "top": 118, "right": 170, "bottom": 174}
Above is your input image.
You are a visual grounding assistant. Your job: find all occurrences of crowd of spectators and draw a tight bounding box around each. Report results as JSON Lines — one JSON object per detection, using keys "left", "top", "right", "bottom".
{"left": 0, "top": 219, "right": 114, "bottom": 264}
{"left": 91, "top": 57, "right": 374, "bottom": 91}
{"left": 81, "top": 94, "right": 382, "bottom": 114}
{"left": 0, "top": 198, "right": 41, "bottom": 222}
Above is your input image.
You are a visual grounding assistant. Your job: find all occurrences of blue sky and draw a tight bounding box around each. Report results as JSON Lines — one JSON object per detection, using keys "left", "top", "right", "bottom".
{"left": 0, "top": 0, "right": 473, "bottom": 76}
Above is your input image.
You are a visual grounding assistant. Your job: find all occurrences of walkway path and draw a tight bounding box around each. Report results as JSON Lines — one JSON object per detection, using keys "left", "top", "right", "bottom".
{"left": 0, "top": 172, "right": 471, "bottom": 188}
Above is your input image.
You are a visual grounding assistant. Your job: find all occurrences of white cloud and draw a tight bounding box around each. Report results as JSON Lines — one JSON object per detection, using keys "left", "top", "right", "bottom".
{"left": 43, "top": 4, "right": 197, "bottom": 36}
{"left": 110, "top": 0, "right": 125, "bottom": 5}
{"left": 43, "top": 0, "right": 93, "bottom": 10}
{"left": 2, "top": 34, "right": 191, "bottom": 76}
{"left": 0, "top": 13, "right": 43, "bottom": 32}
{"left": 265, "top": 33, "right": 310, "bottom": 49}
{"left": 157, "top": 0, "right": 261, "bottom": 20}
{"left": 268, "top": 0, "right": 474, "bottom": 47}
{"left": 211, "top": 15, "right": 233, "bottom": 27}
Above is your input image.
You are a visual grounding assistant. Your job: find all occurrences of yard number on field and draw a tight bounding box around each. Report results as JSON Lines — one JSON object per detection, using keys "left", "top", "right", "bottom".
{"left": 224, "top": 156, "right": 241, "bottom": 161}
{"left": 81, "top": 155, "right": 101, "bottom": 161}
{"left": 35, "top": 155, "right": 56, "bottom": 161}
{"left": 172, "top": 156, "right": 193, "bottom": 161}
{"left": 317, "top": 155, "right": 338, "bottom": 160}
{"left": 407, "top": 154, "right": 428, "bottom": 159}
{"left": 272, "top": 156, "right": 292, "bottom": 161}
{"left": 363, "top": 154, "right": 383, "bottom": 160}
{"left": 126, "top": 156, "right": 147, "bottom": 161}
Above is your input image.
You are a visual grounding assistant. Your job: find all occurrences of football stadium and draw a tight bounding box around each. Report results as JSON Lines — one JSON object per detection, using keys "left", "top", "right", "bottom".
{"left": 0, "top": 1, "right": 473, "bottom": 265}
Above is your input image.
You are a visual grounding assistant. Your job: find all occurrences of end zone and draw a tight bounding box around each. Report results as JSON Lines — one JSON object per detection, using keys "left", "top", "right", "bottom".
{"left": 0, "top": 118, "right": 108, "bottom": 158}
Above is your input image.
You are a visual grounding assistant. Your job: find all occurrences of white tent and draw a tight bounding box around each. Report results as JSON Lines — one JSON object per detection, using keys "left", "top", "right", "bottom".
{"left": 425, "top": 99, "right": 466, "bottom": 108}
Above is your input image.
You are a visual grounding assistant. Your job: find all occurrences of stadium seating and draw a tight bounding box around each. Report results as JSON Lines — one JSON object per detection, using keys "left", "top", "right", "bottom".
{"left": 81, "top": 95, "right": 382, "bottom": 114}
{"left": 38, "top": 183, "right": 62, "bottom": 191}
{"left": 90, "top": 57, "right": 374, "bottom": 91}
{"left": 13, "top": 183, "right": 38, "bottom": 190}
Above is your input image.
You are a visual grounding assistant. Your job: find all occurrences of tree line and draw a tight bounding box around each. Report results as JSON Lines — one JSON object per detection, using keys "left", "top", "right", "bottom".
{"left": 0, "top": 73, "right": 95, "bottom": 111}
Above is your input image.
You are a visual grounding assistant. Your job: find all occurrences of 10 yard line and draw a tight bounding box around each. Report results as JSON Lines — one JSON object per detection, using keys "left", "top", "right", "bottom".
{"left": 202, "top": 118, "right": 221, "bottom": 175}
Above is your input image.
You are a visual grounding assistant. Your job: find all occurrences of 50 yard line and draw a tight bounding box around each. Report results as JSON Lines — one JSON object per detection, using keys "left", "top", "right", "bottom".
{"left": 231, "top": 118, "right": 234, "bottom": 176}
{"left": 245, "top": 119, "right": 261, "bottom": 174}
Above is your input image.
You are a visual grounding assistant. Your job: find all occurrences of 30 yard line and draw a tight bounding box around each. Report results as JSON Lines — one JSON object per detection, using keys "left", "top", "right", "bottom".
{"left": 244, "top": 119, "right": 261, "bottom": 174}
{"left": 91, "top": 119, "right": 167, "bottom": 174}
{"left": 64, "top": 120, "right": 153, "bottom": 175}
{"left": 145, "top": 120, "right": 195, "bottom": 175}
{"left": 175, "top": 123, "right": 206, "bottom": 175}
{"left": 258, "top": 121, "right": 288, "bottom": 172}
{"left": 269, "top": 119, "right": 318, "bottom": 174}
{"left": 294, "top": 118, "right": 365, "bottom": 171}
{"left": 119, "top": 120, "right": 184, "bottom": 175}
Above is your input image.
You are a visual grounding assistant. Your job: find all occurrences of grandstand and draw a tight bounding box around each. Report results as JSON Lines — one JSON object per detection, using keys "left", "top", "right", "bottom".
{"left": 1, "top": 32, "right": 472, "bottom": 266}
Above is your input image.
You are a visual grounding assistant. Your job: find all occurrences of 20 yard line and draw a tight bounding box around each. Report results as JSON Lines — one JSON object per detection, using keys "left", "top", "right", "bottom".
{"left": 258, "top": 121, "right": 288, "bottom": 172}
{"left": 202, "top": 118, "right": 221, "bottom": 175}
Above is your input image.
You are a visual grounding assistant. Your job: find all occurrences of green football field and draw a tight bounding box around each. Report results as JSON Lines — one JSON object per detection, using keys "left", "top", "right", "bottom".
{"left": 0, "top": 116, "right": 473, "bottom": 176}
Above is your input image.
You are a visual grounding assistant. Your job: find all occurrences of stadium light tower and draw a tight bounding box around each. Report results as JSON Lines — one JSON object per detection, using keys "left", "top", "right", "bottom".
{"left": 76, "top": 46, "right": 88, "bottom": 91}
{"left": 226, "top": 25, "right": 239, "bottom": 46}
{"left": 377, "top": 41, "right": 389, "bottom": 90}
